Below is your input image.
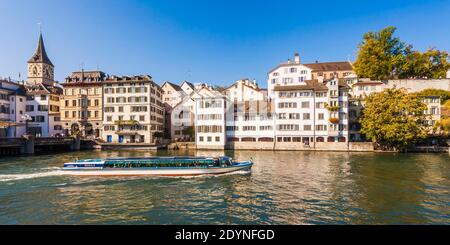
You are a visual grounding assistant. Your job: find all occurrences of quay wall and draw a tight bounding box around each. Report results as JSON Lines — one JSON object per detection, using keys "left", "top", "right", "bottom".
{"left": 211, "top": 141, "right": 375, "bottom": 152}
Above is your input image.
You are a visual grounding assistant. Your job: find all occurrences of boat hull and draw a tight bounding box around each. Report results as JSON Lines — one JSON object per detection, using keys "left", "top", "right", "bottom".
{"left": 61, "top": 161, "right": 252, "bottom": 176}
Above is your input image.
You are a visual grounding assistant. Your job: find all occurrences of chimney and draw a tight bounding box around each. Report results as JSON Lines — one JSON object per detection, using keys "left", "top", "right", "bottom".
{"left": 294, "top": 53, "right": 300, "bottom": 64}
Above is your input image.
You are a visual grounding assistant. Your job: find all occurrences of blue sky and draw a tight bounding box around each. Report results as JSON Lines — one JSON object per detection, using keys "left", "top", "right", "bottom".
{"left": 1, "top": 0, "right": 450, "bottom": 88}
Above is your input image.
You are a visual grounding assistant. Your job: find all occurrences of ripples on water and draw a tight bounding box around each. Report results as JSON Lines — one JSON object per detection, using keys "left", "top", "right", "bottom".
{"left": 0, "top": 150, "right": 448, "bottom": 224}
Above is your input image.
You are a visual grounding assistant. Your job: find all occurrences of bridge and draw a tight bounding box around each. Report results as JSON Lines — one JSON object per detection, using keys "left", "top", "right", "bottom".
{"left": 0, "top": 136, "right": 81, "bottom": 155}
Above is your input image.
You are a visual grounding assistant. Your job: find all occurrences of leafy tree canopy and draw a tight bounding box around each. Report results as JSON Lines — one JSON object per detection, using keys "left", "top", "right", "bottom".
{"left": 415, "top": 89, "right": 450, "bottom": 104}
{"left": 359, "top": 88, "right": 428, "bottom": 150}
{"left": 354, "top": 26, "right": 450, "bottom": 80}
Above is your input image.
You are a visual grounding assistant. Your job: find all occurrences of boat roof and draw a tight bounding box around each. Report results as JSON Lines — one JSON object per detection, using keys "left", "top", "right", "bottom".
{"left": 76, "top": 156, "right": 230, "bottom": 163}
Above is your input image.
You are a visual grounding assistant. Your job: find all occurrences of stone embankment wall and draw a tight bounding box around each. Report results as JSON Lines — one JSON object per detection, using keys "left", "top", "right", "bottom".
{"left": 209, "top": 141, "right": 375, "bottom": 151}
{"left": 168, "top": 142, "right": 196, "bottom": 150}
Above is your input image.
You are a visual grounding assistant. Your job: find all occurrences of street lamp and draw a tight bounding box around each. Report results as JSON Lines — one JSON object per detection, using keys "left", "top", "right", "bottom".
{"left": 21, "top": 114, "right": 31, "bottom": 135}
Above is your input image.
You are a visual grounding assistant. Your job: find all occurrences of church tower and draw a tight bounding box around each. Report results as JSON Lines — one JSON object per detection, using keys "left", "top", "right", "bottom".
{"left": 27, "top": 32, "right": 55, "bottom": 85}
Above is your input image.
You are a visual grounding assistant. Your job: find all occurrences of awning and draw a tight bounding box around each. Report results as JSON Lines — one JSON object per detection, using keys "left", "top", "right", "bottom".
{"left": 0, "top": 122, "right": 26, "bottom": 127}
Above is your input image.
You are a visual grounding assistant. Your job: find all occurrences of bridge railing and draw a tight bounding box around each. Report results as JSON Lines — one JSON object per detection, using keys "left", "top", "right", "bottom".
{"left": 35, "top": 137, "right": 74, "bottom": 145}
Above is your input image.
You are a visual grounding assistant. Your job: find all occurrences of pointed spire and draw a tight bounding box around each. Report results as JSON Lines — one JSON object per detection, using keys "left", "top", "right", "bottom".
{"left": 28, "top": 32, "right": 54, "bottom": 67}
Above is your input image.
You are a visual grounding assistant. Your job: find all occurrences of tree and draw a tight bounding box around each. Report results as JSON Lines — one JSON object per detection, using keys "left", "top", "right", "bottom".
{"left": 153, "top": 132, "right": 164, "bottom": 139}
{"left": 354, "top": 26, "right": 408, "bottom": 80}
{"left": 354, "top": 26, "right": 450, "bottom": 80}
{"left": 359, "top": 89, "right": 428, "bottom": 151}
{"left": 415, "top": 89, "right": 450, "bottom": 104}
{"left": 182, "top": 126, "right": 194, "bottom": 138}
{"left": 401, "top": 48, "right": 450, "bottom": 79}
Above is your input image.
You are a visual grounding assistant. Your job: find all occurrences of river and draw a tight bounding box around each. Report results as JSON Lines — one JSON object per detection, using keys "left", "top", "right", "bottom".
{"left": 0, "top": 150, "right": 448, "bottom": 224}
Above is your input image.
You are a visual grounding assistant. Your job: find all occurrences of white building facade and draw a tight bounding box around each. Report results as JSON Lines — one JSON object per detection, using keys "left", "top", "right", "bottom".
{"left": 102, "top": 75, "right": 164, "bottom": 144}
{"left": 0, "top": 80, "right": 27, "bottom": 138}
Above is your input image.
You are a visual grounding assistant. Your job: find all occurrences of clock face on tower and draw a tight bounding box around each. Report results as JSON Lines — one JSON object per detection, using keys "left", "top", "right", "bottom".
{"left": 43, "top": 64, "right": 54, "bottom": 80}
{"left": 28, "top": 64, "right": 41, "bottom": 77}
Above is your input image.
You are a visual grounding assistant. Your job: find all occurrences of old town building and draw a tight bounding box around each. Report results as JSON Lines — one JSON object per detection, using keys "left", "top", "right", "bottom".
{"left": 25, "top": 33, "right": 62, "bottom": 137}
{"left": 102, "top": 75, "right": 164, "bottom": 144}
{"left": 61, "top": 71, "right": 106, "bottom": 138}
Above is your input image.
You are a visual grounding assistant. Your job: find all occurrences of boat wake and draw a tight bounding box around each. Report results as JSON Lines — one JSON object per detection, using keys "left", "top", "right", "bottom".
{"left": 0, "top": 168, "right": 251, "bottom": 182}
{"left": 165, "top": 169, "right": 252, "bottom": 179}
{"left": 0, "top": 170, "right": 64, "bottom": 182}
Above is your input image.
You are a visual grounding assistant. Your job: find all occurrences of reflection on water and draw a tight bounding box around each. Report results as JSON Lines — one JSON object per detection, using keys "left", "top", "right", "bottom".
{"left": 0, "top": 150, "right": 448, "bottom": 224}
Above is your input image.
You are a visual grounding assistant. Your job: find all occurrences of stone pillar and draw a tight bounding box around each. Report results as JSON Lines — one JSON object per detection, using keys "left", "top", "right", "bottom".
{"left": 21, "top": 135, "right": 35, "bottom": 154}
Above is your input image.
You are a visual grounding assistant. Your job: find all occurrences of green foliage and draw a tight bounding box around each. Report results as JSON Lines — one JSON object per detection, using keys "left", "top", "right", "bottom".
{"left": 401, "top": 48, "right": 450, "bottom": 79}
{"left": 354, "top": 26, "right": 408, "bottom": 80}
{"left": 359, "top": 89, "right": 428, "bottom": 150}
{"left": 182, "top": 126, "right": 195, "bottom": 138}
{"left": 440, "top": 118, "right": 450, "bottom": 132}
{"left": 326, "top": 105, "right": 340, "bottom": 112}
{"left": 354, "top": 26, "right": 450, "bottom": 80}
{"left": 416, "top": 89, "right": 450, "bottom": 104}
{"left": 153, "top": 132, "right": 164, "bottom": 138}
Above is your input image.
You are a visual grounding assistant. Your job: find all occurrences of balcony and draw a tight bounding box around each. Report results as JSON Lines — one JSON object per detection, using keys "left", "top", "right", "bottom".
{"left": 114, "top": 120, "right": 139, "bottom": 126}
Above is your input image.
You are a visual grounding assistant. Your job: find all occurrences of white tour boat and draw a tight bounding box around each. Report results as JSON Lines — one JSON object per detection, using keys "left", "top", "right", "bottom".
{"left": 62, "top": 156, "right": 253, "bottom": 176}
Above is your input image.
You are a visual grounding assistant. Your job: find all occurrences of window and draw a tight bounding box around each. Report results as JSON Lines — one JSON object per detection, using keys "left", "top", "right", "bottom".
{"left": 215, "top": 136, "right": 220, "bottom": 142}
{"left": 303, "top": 113, "right": 310, "bottom": 120}
{"left": 303, "top": 125, "right": 312, "bottom": 131}
{"left": 243, "top": 126, "right": 256, "bottom": 131}
{"left": 36, "top": 116, "right": 45, "bottom": 122}
{"left": 104, "top": 107, "right": 115, "bottom": 113}
{"left": 278, "top": 102, "right": 297, "bottom": 108}
{"left": 318, "top": 113, "right": 324, "bottom": 120}
{"left": 140, "top": 115, "right": 145, "bottom": 121}
{"left": 259, "top": 125, "right": 273, "bottom": 131}
{"left": 38, "top": 105, "right": 48, "bottom": 111}
{"left": 54, "top": 125, "right": 62, "bottom": 130}
{"left": 226, "top": 126, "right": 238, "bottom": 131}
{"left": 40, "top": 95, "right": 47, "bottom": 100}
{"left": 199, "top": 136, "right": 204, "bottom": 142}
{"left": 301, "top": 102, "right": 310, "bottom": 108}
{"left": 289, "top": 113, "right": 300, "bottom": 119}
{"left": 107, "top": 116, "right": 112, "bottom": 122}
{"left": 290, "top": 68, "right": 297, "bottom": 73}
{"left": 282, "top": 78, "right": 293, "bottom": 84}
{"left": 54, "top": 116, "right": 61, "bottom": 122}
{"left": 316, "top": 102, "right": 325, "bottom": 109}
{"left": 26, "top": 105, "right": 34, "bottom": 112}
{"left": 277, "top": 124, "right": 299, "bottom": 131}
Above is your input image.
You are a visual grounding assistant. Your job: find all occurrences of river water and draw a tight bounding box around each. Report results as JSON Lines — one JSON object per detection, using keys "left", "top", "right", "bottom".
{"left": 0, "top": 150, "right": 448, "bottom": 224}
